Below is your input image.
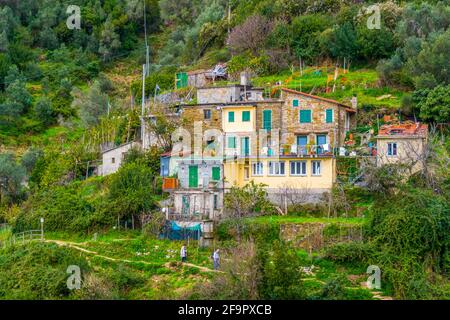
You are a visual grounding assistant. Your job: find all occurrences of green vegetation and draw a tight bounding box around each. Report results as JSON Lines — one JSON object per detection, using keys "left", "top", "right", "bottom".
{"left": 0, "top": 0, "right": 449, "bottom": 301}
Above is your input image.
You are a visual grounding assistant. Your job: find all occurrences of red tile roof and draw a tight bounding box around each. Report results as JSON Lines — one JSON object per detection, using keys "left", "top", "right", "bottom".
{"left": 378, "top": 123, "right": 428, "bottom": 137}
{"left": 281, "top": 88, "right": 355, "bottom": 112}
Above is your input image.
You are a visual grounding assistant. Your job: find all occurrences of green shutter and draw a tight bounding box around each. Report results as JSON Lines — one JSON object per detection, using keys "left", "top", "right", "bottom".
{"left": 293, "top": 99, "right": 299, "bottom": 107}
{"left": 212, "top": 167, "right": 220, "bottom": 181}
{"left": 326, "top": 109, "right": 333, "bottom": 123}
{"left": 188, "top": 165, "right": 198, "bottom": 188}
{"left": 228, "top": 137, "right": 236, "bottom": 148}
{"left": 176, "top": 72, "right": 188, "bottom": 89}
{"left": 242, "top": 111, "right": 250, "bottom": 122}
{"left": 241, "top": 137, "right": 250, "bottom": 156}
{"left": 228, "top": 111, "right": 235, "bottom": 122}
{"left": 299, "top": 110, "right": 312, "bottom": 123}
{"left": 263, "top": 110, "right": 272, "bottom": 130}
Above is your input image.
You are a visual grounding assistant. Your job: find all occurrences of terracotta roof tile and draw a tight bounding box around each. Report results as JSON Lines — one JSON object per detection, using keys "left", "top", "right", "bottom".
{"left": 378, "top": 123, "right": 428, "bottom": 137}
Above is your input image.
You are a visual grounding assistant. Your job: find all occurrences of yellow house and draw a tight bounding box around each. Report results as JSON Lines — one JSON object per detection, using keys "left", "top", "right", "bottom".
{"left": 222, "top": 105, "right": 258, "bottom": 157}
{"left": 224, "top": 156, "right": 335, "bottom": 203}
{"left": 220, "top": 99, "right": 342, "bottom": 203}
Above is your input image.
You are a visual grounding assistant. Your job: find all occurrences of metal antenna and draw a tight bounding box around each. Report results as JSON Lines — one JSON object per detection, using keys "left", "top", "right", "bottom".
{"left": 143, "top": 0, "right": 150, "bottom": 76}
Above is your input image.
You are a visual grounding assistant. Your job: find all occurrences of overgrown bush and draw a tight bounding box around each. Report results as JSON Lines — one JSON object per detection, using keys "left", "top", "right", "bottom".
{"left": 0, "top": 242, "right": 90, "bottom": 299}
{"left": 258, "top": 240, "right": 305, "bottom": 300}
{"left": 326, "top": 186, "right": 450, "bottom": 299}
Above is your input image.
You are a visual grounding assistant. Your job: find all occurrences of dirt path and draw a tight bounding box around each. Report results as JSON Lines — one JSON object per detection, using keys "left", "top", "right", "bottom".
{"left": 164, "top": 261, "right": 223, "bottom": 273}
{"left": 46, "top": 239, "right": 218, "bottom": 273}
{"left": 360, "top": 282, "right": 393, "bottom": 300}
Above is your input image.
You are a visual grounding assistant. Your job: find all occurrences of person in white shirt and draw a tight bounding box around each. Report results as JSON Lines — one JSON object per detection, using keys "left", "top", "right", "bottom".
{"left": 213, "top": 249, "right": 220, "bottom": 270}
{"left": 180, "top": 245, "right": 187, "bottom": 263}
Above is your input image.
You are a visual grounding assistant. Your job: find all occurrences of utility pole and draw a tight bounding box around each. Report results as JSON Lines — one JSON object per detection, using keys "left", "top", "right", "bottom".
{"left": 227, "top": 0, "right": 231, "bottom": 35}
{"left": 40, "top": 217, "right": 44, "bottom": 241}
{"left": 144, "top": 0, "right": 150, "bottom": 76}
{"left": 141, "top": 64, "right": 146, "bottom": 144}
{"left": 300, "top": 57, "right": 303, "bottom": 76}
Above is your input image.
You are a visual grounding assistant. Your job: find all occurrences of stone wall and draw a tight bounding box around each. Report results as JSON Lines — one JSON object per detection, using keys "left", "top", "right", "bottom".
{"left": 197, "top": 87, "right": 240, "bottom": 104}
{"left": 280, "top": 222, "right": 363, "bottom": 251}
{"left": 182, "top": 105, "right": 223, "bottom": 150}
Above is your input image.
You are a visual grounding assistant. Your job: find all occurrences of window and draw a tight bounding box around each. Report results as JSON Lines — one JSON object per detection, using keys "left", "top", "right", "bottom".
{"left": 312, "top": 161, "right": 321, "bottom": 176}
{"left": 212, "top": 167, "right": 221, "bottom": 181}
{"left": 316, "top": 135, "right": 327, "bottom": 155}
{"left": 111, "top": 157, "right": 115, "bottom": 164}
{"left": 269, "top": 161, "right": 285, "bottom": 176}
{"left": 252, "top": 162, "right": 264, "bottom": 176}
{"left": 204, "top": 109, "right": 211, "bottom": 120}
{"left": 293, "top": 99, "right": 299, "bottom": 107}
{"left": 227, "top": 136, "right": 236, "bottom": 148}
{"left": 290, "top": 161, "right": 306, "bottom": 176}
{"left": 242, "top": 111, "right": 250, "bottom": 122}
{"left": 299, "top": 110, "right": 312, "bottom": 123}
{"left": 228, "top": 111, "right": 235, "bottom": 122}
{"left": 297, "top": 135, "right": 308, "bottom": 146}
{"left": 241, "top": 137, "right": 250, "bottom": 156}
{"left": 263, "top": 110, "right": 272, "bottom": 130}
{"left": 387, "top": 142, "right": 397, "bottom": 156}
{"left": 326, "top": 109, "right": 333, "bottom": 123}
{"left": 213, "top": 194, "right": 219, "bottom": 210}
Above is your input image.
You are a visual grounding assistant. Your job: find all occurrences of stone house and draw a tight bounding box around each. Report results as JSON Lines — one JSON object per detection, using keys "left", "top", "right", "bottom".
{"left": 168, "top": 156, "right": 224, "bottom": 221}
{"left": 280, "top": 88, "right": 357, "bottom": 151}
{"left": 376, "top": 122, "right": 428, "bottom": 173}
{"left": 100, "top": 141, "right": 141, "bottom": 176}
{"left": 168, "top": 85, "right": 358, "bottom": 213}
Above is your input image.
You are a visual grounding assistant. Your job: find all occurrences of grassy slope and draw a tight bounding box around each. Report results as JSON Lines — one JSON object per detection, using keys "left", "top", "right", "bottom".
{"left": 253, "top": 67, "right": 405, "bottom": 109}
{"left": 0, "top": 214, "right": 388, "bottom": 300}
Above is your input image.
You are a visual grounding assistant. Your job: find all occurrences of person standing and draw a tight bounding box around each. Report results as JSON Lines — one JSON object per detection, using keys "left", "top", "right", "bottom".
{"left": 180, "top": 245, "right": 187, "bottom": 263}
{"left": 213, "top": 249, "right": 220, "bottom": 270}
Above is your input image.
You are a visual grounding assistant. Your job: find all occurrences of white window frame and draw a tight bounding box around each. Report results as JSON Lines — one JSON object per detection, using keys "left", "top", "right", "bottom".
{"left": 252, "top": 162, "right": 264, "bottom": 176}
{"left": 268, "top": 161, "right": 285, "bottom": 176}
{"left": 387, "top": 142, "right": 397, "bottom": 156}
{"left": 290, "top": 161, "right": 307, "bottom": 176}
{"left": 312, "top": 161, "right": 321, "bottom": 176}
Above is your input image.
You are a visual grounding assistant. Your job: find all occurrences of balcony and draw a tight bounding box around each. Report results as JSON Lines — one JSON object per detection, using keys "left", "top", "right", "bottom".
{"left": 259, "top": 144, "right": 334, "bottom": 157}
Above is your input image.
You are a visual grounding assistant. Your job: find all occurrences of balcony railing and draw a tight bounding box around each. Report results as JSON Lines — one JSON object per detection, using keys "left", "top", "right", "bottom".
{"left": 260, "top": 144, "right": 333, "bottom": 157}
{"left": 167, "top": 213, "right": 209, "bottom": 221}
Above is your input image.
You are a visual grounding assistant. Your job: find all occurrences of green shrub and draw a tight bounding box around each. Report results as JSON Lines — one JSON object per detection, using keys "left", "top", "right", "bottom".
{"left": 0, "top": 242, "right": 90, "bottom": 299}
{"left": 258, "top": 240, "right": 305, "bottom": 300}
{"left": 324, "top": 242, "right": 373, "bottom": 263}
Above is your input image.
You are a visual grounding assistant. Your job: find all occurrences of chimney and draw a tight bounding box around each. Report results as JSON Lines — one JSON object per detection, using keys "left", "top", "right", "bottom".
{"left": 351, "top": 96, "right": 358, "bottom": 110}
{"left": 240, "top": 71, "right": 251, "bottom": 86}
